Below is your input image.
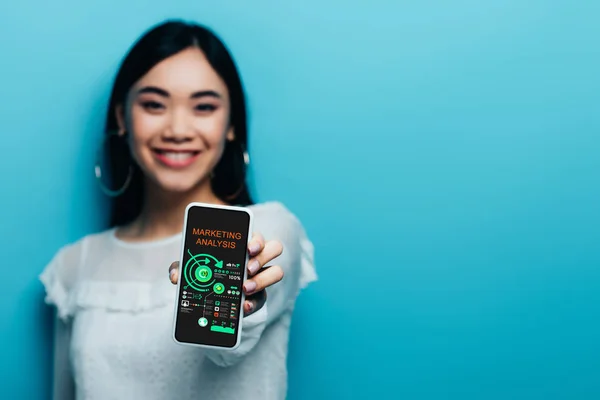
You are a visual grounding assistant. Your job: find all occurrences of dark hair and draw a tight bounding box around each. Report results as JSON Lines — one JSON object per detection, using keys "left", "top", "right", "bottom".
{"left": 103, "top": 19, "right": 253, "bottom": 227}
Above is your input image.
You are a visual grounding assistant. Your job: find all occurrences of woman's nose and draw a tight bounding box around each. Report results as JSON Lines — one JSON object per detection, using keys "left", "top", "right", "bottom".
{"left": 165, "top": 109, "right": 193, "bottom": 140}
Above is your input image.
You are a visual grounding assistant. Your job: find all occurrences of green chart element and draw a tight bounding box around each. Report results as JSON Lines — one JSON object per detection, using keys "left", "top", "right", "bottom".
{"left": 213, "top": 282, "right": 225, "bottom": 294}
{"left": 195, "top": 266, "right": 212, "bottom": 282}
{"left": 211, "top": 325, "right": 235, "bottom": 334}
{"left": 183, "top": 250, "right": 223, "bottom": 292}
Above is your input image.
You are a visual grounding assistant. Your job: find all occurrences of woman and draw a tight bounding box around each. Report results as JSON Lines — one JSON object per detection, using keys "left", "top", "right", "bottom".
{"left": 39, "top": 19, "right": 317, "bottom": 400}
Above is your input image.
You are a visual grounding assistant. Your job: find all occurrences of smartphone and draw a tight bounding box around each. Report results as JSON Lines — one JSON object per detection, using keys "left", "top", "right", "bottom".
{"left": 172, "top": 202, "right": 253, "bottom": 350}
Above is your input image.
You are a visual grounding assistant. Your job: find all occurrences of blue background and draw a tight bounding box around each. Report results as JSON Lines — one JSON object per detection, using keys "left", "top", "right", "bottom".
{"left": 1, "top": 1, "right": 599, "bottom": 399}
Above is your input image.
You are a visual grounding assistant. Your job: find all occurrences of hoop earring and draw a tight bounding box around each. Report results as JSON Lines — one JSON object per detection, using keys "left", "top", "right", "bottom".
{"left": 94, "top": 131, "right": 133, "bottom": 197}
{"left": 214, "top": 141, "right": 250, "bottom": 201}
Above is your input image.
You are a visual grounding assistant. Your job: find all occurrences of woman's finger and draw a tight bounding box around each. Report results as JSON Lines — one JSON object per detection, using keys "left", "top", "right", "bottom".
{"left": 243, "top": 265, "right": 284, "bottom": 295}
{"left": 243, "top": 290, "right": 267, "bottom": 317}
{"left": 169, "top": 261, "right": 179, "bottom": 284}
{"left": 248, "top": 232, "right": 265, "bottom": 257}
{"left": 247, "top": 240, "right": 283, "bottom": 276}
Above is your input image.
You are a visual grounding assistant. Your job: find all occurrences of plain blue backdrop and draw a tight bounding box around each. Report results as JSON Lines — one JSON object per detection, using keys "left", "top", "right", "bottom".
{"left": 1, "top": 1, "right": 599, "bottom": 399}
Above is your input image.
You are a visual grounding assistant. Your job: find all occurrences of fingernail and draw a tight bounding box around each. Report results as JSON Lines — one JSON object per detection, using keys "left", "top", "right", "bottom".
{"left": 248, "top": 260, "right": 259, "bottom": 274}
{"left": 169, "top": 269, "right": 176, "bottom": 281}
{"left": 246, "top": 301, "right": 254, "bottom": 313}
{"left": 244, "top": 281, "right": 257, "bottom": 293}
{"left": 249, "top": 242, "right": 260, "bottom": 254}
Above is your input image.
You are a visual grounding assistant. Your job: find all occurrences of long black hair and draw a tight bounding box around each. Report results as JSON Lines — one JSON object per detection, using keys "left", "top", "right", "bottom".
{"left": 103, "top": 19, "right": 253, "bottom": 227}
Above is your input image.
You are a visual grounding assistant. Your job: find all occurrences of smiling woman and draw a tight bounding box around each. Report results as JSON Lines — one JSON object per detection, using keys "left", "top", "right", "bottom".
{"left": 103, "top": 25, "right": 252, "bottom": 227}
{"left": 39, "top": 19, "right": 317, "bottom": 400}
{"left": 131, "top": 85, "right": 220, "bottom": 169}
{"left": 116, "top": 47, "right": 235, "bottom": 195}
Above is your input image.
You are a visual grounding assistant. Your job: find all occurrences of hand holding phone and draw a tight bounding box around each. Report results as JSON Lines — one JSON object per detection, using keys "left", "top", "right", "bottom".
{"left": 172, "top": 202, "right": 254, "bottom": 349}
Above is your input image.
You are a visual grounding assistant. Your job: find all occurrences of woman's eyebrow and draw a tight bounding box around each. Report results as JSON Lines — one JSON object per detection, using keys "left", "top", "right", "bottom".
{"left": 136, "top": 86, "right": 169, "bottom": 97}
{"left": 190, "top": 90, "right": 221, "bottom": 99}
{"left": 136, "top": 86, "right": 222, "bottom": 100}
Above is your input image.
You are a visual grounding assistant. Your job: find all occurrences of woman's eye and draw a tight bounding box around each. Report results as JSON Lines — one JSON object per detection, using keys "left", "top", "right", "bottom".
{"left": 141, "top": 101, "right": 164, "bottom": 110}
{"left": 195, "top": 104, "right": 217, "bottom": 112}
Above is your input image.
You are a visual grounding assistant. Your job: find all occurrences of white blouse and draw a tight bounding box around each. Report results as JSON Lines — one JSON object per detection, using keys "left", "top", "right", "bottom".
{"left": 40, "top": 201, "right": 317, "bottom": 400}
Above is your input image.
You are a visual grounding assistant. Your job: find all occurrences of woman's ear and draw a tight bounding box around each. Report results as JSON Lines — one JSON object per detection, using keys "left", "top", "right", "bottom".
{"left": 226, "top": 126, "right": 235, "bottom": 142}
{"left": 115, "top": 104, "right": 126, "bottom": 135}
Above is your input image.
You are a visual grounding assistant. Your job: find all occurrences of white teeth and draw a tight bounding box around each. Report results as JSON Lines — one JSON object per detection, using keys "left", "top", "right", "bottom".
{"left": 162, "top": 152, "right": 194, "bottom": 161}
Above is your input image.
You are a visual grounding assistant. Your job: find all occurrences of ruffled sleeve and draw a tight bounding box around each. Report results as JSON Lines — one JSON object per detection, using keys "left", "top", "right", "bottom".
{"left": 39, "top": 242, "right": 83, "bottom": 400}
{"left": 203, "top": 202, "right": 317, "bottom": 367}
{"left": 39, "top": 241, "right": 83, "bottom": 321}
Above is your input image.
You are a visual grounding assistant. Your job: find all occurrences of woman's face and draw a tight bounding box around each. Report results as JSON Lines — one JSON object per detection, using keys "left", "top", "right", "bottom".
{"left": 117, "top": 47, "right": 234, "bottom": 193}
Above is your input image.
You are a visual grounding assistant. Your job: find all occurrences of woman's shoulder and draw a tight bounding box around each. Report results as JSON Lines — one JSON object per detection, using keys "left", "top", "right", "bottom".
{"left": 42, "top": 228, "right": 117, "bottom": 283}
{"left": 248, "top": 201, "right": 304, "bottom": 227}
{"left": 52, "top": 228, "right": 115, "bottom": 262}
{"left": 39, "top": 228, "right": 115, "bottom": 320}
{"left": 247, "top": 201, "right": 309, "bottom": 239}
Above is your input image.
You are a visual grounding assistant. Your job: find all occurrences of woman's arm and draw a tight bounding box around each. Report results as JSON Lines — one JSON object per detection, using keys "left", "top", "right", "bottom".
{"left": 202, "top": 208, "right": 316, "bottom": 367}
{"left": 40, "top": 239, "right": 85, "bottom": 399}
{"left": 51, "top": 314, "right": 75, "bottom": 400}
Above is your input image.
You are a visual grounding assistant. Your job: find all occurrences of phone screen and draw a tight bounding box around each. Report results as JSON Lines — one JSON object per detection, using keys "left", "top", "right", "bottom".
{"left": 173, "top": 204, "right": 251, "bottom": 348}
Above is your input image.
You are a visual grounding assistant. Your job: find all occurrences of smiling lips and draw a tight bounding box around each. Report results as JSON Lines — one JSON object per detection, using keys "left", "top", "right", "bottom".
{"left": 153, "top": 149, "right": 201, "bottom": 168}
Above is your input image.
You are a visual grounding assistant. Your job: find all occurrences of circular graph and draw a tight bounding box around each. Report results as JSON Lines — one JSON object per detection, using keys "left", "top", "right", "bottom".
{"left": 183, "top": 251, "right": 222, "bottom": 292}
{"left": 195, "top": 266, "right": 212, "bottom": 282}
